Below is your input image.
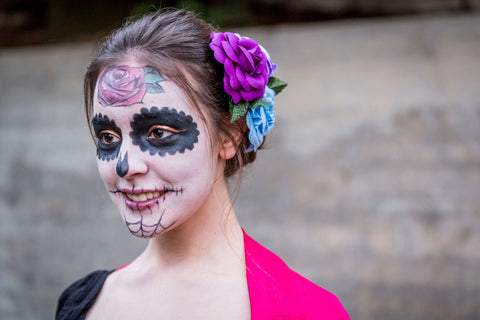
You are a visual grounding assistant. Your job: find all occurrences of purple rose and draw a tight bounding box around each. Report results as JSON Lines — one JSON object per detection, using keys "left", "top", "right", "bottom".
{"left": 98, "top": 66, "right": 146, "bottom": 106}
{"left": 210, "top": 32, "right": 269, "bottom": 104}
{"left": 259, "top": 44, "right": 277, "bottom": 77}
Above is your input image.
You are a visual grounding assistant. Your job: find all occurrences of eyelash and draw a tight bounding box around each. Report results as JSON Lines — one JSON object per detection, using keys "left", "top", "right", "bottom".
{"left": 98, "top": 130, "right": 121, "bottom": 144}
{"left": 146, "top": 125, "right": 180, "bottom": 141}
{"left": 97, "top": 125, "right": 179, "bottom": 146}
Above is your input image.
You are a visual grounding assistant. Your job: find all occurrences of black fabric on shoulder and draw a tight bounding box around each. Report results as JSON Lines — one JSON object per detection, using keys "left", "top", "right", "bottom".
{"left": 55, "top": 269, "right": 114, "bottom": 320}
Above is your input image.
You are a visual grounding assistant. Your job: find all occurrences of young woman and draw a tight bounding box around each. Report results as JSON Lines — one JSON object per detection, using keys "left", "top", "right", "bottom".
{"left": 56, "top": 9, "right": 349, "bottom": 320}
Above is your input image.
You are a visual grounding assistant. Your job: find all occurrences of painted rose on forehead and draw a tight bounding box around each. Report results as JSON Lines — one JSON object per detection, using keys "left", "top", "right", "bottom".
{"left": 98, "top": 65, "right": 165, "bottom": 107}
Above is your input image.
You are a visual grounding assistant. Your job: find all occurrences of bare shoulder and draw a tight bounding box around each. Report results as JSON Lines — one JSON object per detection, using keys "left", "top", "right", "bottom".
{"left": 86, "top": 265, "right": 250, "bottom": 320}
{"left": 84, "top": 269, "right": 121, "bottom": 320}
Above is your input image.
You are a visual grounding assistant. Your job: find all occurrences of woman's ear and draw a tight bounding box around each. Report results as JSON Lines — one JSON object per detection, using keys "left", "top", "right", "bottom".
{"left": 219, "top": 124, "right": 244, "bottom": 160}
{"left": 219, "top": 134, "right": 238, "bottom": 160}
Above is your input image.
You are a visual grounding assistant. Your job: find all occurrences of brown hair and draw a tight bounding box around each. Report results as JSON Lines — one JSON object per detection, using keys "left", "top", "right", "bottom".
{"left": 84, "top": 9, "right": 262, "bottom": 177}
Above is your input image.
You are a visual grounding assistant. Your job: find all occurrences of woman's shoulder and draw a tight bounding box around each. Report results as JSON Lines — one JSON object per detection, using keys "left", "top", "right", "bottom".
{"left": 244, "top": 231, "right": 350, "bottom": 319}
{"left": 55, "top": 269, "right": 114, "bottom": 320}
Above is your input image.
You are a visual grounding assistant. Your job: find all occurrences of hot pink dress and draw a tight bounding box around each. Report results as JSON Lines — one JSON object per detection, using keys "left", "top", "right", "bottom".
{"left": 244, "top": 231, "right": 350, "bottom": 319}
{"left": 56, "top": 231, "right": 350, "bottom": 319}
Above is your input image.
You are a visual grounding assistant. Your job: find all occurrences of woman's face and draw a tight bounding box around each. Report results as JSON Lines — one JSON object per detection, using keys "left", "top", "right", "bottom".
{"left": 92, "top": 64, "right": 219, "bottom": 238}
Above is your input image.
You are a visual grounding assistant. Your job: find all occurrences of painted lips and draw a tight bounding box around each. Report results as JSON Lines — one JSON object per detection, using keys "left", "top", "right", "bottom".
{"left": 124, "top": 190, "right": 167, "bottom": 211}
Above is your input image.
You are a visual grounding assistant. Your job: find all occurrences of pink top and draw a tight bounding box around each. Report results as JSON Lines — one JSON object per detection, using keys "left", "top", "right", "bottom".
{"left": 244, "top": 230, "right": 350, "bottom": 319}
{"left": 56, "top": 231, "right": 350, "bottom": 319}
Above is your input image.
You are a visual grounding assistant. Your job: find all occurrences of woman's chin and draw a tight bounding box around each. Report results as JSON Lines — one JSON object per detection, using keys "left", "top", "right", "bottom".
{"left": 120, "top": 208, "right": 177, "bottom": 239}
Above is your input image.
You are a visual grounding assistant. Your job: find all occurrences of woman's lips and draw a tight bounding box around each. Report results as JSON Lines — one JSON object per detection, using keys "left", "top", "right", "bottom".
{"left": 124, "top": 190, "right": 167, "bottom": 211}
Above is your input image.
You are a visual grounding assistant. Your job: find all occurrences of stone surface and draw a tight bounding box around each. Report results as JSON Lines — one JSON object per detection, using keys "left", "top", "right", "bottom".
{"left": 0, "top": 13, "right": 479, "bottom": 320}
{"left": 257, "top": 0, "right": 480, "bottom": 14}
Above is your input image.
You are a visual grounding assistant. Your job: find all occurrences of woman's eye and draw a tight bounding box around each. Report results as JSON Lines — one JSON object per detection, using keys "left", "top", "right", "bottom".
{"left": 147, "top": 125, "right": 178, "bottom": 140}
{"left": 98, "top": 130, "right": 121, "bottom": 144}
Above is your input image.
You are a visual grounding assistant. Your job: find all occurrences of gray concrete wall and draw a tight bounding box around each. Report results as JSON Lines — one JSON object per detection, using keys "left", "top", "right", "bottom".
{"left": 1, "top": 13, "right": 479, "bottom": 320}
{"left": 258, "top": 0, "right": 480, "bottom": 14}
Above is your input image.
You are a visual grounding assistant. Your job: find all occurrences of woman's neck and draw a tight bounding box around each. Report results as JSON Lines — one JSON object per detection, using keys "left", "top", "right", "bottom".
{"left": 131, "top": 176, "right": 245, "bottom": 276}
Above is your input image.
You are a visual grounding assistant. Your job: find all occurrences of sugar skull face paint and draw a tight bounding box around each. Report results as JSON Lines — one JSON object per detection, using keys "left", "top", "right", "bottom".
{"left": 130, "top": 106, "right": 199, "bottom": 157}
{"left": 94, "top": 64, "right": 218, "bottom": 238}
{"left": 92, "top": 113, "right": 122, "bottom": 161}
{"left": 116, "top": 151, "right": 129, "bottom": 177}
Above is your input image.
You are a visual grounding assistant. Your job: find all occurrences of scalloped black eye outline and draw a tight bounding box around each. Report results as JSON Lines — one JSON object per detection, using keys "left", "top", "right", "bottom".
{"left": 92, "top": 113, "right": 122, "bottom": 161}
{"left": 129, "top": 106, "right": 200, "bottom": 157}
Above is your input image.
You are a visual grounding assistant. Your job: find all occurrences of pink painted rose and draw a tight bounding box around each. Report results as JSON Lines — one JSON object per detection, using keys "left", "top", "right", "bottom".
{"left": 98, "top": 66, "right": 146, "bottom": 106}
{"left": 209, "top": 32, "right": 269, "bottom": 104}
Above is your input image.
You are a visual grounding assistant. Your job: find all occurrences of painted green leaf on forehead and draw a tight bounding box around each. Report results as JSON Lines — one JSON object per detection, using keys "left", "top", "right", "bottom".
{"left": 144, "top": 66, "right": 165, "bottom": 94}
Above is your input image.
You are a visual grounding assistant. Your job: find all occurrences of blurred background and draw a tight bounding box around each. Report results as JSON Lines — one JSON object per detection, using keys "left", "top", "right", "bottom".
{"left": 1, "top": 0, "right": 479, "bottom": 319}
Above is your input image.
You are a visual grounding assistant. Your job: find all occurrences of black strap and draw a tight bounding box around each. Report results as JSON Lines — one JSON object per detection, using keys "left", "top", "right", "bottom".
{"left": 55, "top": 269, "right": 114, "bottom": 320}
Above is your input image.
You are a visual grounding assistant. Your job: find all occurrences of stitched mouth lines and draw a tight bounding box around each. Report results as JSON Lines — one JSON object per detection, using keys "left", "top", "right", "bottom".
{"left": 109, "top": 185, "right": 184, "bottom": 211}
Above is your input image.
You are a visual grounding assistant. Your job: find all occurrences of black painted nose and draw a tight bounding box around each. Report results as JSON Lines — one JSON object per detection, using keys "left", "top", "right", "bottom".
{"left": 116, "top": 151, "right": 129, "bottom": 177}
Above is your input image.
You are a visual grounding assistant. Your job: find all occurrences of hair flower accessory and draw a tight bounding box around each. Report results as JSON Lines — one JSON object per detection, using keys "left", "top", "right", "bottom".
{"left": 210, "top": 32, "right": 287, "bottom": 152}
{"left": 246, "top": 87, "right": 276, "bottom": 152}
{"left": 210, "top": 32, "right": 269, "bottom": 104}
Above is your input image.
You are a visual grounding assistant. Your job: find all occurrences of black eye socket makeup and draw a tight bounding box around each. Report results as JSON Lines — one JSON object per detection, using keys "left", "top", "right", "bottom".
{"left": 92, "top": 113, "right": 122, "bottom": 161}
{"left": 129, "top": 106, "right": 200, "bottom": 157}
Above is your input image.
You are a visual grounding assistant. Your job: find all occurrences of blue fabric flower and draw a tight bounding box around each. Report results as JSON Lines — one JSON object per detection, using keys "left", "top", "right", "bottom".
{"left": 246, "top": 87, "right": 276, "bottom": 152}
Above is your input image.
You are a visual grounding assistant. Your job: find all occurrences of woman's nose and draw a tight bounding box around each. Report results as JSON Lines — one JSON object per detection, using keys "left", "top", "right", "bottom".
{"left": 116, "top": 151, "right": 129, "bottom": 177}
{"left": 116, "top": 143, "right": 149, "bottom": 179}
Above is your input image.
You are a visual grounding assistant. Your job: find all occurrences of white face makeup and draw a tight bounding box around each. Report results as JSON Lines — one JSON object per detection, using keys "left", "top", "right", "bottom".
{"left": 93, "top": 64, "right": 218, "bottom": 238}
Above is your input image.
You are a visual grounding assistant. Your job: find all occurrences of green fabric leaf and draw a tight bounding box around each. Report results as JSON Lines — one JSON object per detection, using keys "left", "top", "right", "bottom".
{"left": 146, "top": 83, "right": 164, "bottom": 93}
{"left": 144, "top": 66, "right": 165, "bottom": 84}
{"left": 267, "top": 77, "right": 288, "bottom": 95}
{"left": 230, "top": 100, "right": 249, "bottom": 123}
{"left": 251, "top": 97, "right": 268, "bottom": 109}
